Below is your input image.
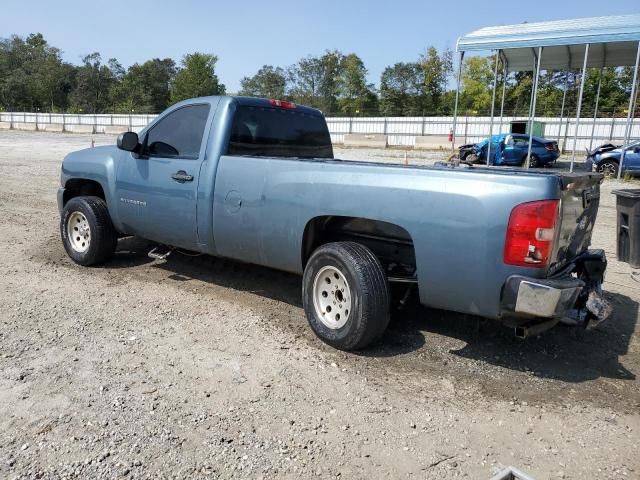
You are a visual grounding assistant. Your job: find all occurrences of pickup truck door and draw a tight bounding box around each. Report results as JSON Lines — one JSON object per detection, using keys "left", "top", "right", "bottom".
{"left": 115, "top": 103, "right": 212, "bottom": 250}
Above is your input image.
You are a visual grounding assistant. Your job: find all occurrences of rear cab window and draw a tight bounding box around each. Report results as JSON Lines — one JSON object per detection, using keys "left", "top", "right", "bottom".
{"left": 227, "top": 105, "right": 333, "bottom": 159}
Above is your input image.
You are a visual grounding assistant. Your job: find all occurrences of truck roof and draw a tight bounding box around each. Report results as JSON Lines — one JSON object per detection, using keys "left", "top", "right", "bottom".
{"left": 174, "top": 95, "right": 324, "bottom": 117}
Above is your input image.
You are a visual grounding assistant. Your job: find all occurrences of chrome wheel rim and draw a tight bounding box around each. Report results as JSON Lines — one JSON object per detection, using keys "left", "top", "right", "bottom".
{"left": 599, "top": 162, "right": 617, "bottom": 177}
{"left": 312, "top": 265, "right": 352, "bottom": 329}
{"left": 67, "top": 211, "right": 91, "bottom": 253}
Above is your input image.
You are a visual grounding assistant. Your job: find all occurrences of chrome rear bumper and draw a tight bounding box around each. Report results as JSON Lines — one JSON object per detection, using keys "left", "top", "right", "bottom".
{"left": 502, "top": 276, "right": 583, "bottom": 318}
{"left": 501, "top": 249, "right": 610, "bottom": 330}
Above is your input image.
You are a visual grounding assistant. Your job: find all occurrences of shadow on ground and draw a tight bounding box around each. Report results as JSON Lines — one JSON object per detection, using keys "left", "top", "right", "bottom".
{"left": 374, "top": 290, "right": 637, "bottom": 384}
{"left": 119, "top": 246, "right": 639, "bottom": 386}
{"left": 107, "top": 236, "right": 156, "bottom": 268}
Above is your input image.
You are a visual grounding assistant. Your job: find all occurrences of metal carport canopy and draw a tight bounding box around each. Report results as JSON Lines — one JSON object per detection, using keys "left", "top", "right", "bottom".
{"left": 457, "top": 14, "right": 640, "bottom": 70}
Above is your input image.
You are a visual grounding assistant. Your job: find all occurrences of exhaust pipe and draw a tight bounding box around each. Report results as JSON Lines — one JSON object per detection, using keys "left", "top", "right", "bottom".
{"left": 514, "top": 318, "right": 560, "bottom": 339}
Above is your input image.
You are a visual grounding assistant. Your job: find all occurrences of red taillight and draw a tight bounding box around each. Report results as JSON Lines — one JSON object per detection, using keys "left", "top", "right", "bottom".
{"left": 545, "top": 143, "right": 556, "bottom": 151}
{"left": 504, "top": 200, "right": 559, "bottom": 268}
{"left": 269, "top": 99, "right": 297, "bottom": 109}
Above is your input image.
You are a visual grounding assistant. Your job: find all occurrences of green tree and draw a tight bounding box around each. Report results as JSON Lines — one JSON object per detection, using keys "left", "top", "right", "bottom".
{"left": 336, "top": 53, "right": 377, "bottom": 115}
{"left": 582, "top": 67, "right": 627, "bottom": 116}
{"left": 419, "top": 47, "right": 447, "bottom": 113}
{"left": 0, "top": 33, "right": 73, "bottom": 111}
{"left": 438, "top": 48, "right": 455, "bottom": 113}
{"left": 70, "top": 53, "right": 122, "bottom": 113}
{"left": 535, "top": 70, "right": 563, "bottom": 116}
{"left": 170, "top": 53, "right": 225, "bottom": 104}
{"left": 288, "top": 50, "right": 344, "bottom": 113}
{"left": 111, "top": 58, "right": 176, "bottom": 113}
{"left": 379, "top": 62, "right": 423, "bottom": 116}
{"left": 238, "top": 65, "right": 286, "bottom": 99}
{"left": 460, "top": 56, "right": 493, "bottom": 114}
{"left": 287, "top": 56, "right": 323, "bottom": 107}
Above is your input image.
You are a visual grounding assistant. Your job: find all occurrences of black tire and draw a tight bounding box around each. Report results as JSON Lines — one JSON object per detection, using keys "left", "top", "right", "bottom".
{"left": 597, "top": 160, "right": 619, "bottom": 178}
{"left": 302, "top": 242, "right": 390, "bottom": 350}
{"left": 521, "top": 154, "right": 538, "bottom": 168}
{"left": 60, "top": 196, "right": 117, "bottom": 266}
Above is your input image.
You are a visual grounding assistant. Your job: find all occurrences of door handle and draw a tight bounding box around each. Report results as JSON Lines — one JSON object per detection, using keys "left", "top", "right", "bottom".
{"left": 171, "top": 170, "right": 193, "bottom": 183}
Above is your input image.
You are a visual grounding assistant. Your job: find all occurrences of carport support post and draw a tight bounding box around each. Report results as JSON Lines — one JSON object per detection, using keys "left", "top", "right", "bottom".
{"left": 525, "top": 47, "right": 543, "bottom": 169}
{"left": 451, "top": 51, "right": 464, "bottom": 152}
{"left": 557, "top": 71, "right": 569, "bottom": 149}
{"left": 486, "top": 50, "right": 500, "bottom": 166}
{"left": 589, "top": 67, "right": 604, "bottom": 151}
{"left": 570, "top": 43, "right": 590, "bottom": 173}
{"left": 631, "top": 74, "right": 640, "bottom": 119}
{"left": 498, "top": 55, "right": 508, "bottom": 133}
{"left": 618, "top": 41, "right": 640, "bottom": 180}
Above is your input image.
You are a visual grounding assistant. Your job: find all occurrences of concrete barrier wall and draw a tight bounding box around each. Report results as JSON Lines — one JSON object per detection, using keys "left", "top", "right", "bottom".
{"left": 43, "top": 124, "right": 64, "bottom": 132}
{"left": 15, "top": 123, "right": 37, "bottom": 131}
{"left": 104, "top": 126, "right": 129, "bottom": 135}
{"left": 343, "top": 134, "right": 388, "bottom": 148}
{"left": 414, "top": 135, "right": 451, "bottom": 150}
{"left": 68, "top": 125, "right": 95, "bottom": 134}
{"left": 0, "top": 122, "right": 11, "bottom": 130}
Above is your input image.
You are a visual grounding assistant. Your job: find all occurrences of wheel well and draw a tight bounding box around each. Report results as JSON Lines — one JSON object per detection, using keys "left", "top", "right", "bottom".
{"left": 301, "top": 216, "right": 417, "bottom": 279}
{"left": 63, "top": 179, "right": 106, "bottom": 206}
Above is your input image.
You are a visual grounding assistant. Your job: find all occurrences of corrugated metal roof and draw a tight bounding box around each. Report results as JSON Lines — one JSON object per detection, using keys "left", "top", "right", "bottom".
{"left": 457, "top": 14, "right": 640, "bottom": 70}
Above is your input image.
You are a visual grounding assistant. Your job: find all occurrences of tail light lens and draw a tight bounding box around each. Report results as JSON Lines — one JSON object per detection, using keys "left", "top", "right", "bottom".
{"left": 504, "top": 200, "right": 559, "bottom": 268}
{"left": 545, "top": 142, "right": 557, "bottom": 151}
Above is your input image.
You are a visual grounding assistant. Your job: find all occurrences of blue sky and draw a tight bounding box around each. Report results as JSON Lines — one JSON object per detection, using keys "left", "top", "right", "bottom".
{"left": 1, "top": 0, "right": 638, "bottom": 92}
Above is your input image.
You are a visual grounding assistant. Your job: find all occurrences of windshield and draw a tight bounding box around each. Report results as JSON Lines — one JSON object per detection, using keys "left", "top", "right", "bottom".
{"left": 227, "top": 105, "right": 333, "bottom": 159}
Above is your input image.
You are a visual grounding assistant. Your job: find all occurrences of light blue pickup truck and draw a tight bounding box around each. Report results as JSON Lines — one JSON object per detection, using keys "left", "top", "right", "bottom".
{"left": 58, "top": 96, "right": 609, "bottom": 350}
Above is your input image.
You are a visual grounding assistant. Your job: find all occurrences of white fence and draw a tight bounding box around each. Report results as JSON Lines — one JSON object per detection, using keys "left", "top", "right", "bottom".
{"left": 1, "top": 111, "right": 638, "bottom": 151}
{"left": 326, "top": 116, "right": 640, "bottom": 151}
{"left": 0, "top": 112, "right": 156, "bottom": 133}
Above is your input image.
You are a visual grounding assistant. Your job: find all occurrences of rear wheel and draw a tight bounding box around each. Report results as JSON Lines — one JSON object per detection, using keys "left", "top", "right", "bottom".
{"left": 61, "top": 196, "right": 117, "bottom": 266}
{"left": 302, "top": 242, "right": 390, "bottom": 350}
{"left": 597, "top": 160, "right": 619, "bottom": 178}
{"left": 521, "top": 154, "right": 539, "bottom": 168}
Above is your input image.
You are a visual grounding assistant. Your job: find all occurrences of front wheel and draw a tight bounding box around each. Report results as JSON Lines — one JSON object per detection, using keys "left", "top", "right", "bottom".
{"left": 61, "top": 196, "right": 118, "bottom": 266}
{"left": 597, "top": 161, "right": 619, "bottom": 178}
{"left": 302, "top": 242, "right": 390, "bottom": 350}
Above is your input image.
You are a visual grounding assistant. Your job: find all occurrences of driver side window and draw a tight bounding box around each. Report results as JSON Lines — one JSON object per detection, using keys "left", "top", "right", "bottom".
{"left": 145, "top": 104, "right": 210, "bottom": 159}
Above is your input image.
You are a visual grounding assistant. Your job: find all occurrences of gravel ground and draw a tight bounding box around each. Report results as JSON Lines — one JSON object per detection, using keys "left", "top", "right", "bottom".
{"left": 0, "top": 131, "right": 639, "bottom": 479}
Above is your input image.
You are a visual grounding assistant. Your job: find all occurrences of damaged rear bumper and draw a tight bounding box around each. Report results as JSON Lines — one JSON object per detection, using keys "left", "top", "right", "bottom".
{"left": 502, "top": 276, "right": 583, "bottom": 318}
{"left": 501, "top": 249, "right": 611, "bottom": 332}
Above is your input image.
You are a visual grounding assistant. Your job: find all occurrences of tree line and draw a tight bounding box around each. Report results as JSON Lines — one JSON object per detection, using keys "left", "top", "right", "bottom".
{"left": 0, "top": 33, "right": 224, "bottom": 114}
{"left": 1, "top": 32, "right": 637, "bottom": 117}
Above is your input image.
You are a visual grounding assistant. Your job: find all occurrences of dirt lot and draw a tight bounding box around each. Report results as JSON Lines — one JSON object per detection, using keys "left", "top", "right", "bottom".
{"left": 0, "top": 131, "right": 639, "bottom": 479}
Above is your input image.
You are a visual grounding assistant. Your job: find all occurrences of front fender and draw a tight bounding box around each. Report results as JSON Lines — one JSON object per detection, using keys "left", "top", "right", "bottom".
{"left": 60, "top": 145, "right": 124, "bottom": 231}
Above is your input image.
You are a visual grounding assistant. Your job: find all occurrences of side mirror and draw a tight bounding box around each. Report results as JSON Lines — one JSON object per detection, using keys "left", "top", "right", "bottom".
{"left": 117, "top": 131, "right": 140, "bottom": 152}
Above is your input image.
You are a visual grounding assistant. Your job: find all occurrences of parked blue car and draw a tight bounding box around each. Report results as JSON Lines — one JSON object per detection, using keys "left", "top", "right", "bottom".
{"left": 458, "top": 133, "right": 560, "bottom": 167}
{"left": 585, "top": 141, "right": 640, "bottom": 177}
